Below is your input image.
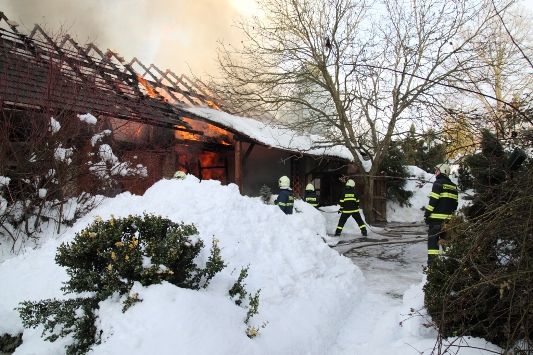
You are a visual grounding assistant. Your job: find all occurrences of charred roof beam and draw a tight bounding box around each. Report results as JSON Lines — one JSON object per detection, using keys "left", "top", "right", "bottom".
{"left": 147, "top": 64, "right": 197, "bottom": 106}
{"left": 144, "top": 63, "right": 190, "bottom": 105}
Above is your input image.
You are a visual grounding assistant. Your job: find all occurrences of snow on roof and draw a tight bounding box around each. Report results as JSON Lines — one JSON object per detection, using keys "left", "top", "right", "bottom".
{"left": 184, "top": 106, "right": 360, "bottom": 163}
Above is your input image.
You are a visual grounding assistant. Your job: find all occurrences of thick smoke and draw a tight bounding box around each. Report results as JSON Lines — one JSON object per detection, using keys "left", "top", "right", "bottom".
{"left": 1, "top": 0, "right": 245, "bottom": 77}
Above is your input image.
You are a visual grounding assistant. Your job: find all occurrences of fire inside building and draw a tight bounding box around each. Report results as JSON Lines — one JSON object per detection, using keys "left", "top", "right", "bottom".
{"left": 0, "top": 12, "right": 387, "bottom": 221}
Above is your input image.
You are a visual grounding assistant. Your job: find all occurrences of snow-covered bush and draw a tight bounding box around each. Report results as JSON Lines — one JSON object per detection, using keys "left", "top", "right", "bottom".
{"left": 0, "top": 332, "right": 22, "bottom": 354}
{"left": 228, "top": 265, "right": 263, "bottom": 337}
{"left": 259, "top": 184, "right": 272, "bottom": 204}
{"left": 18, "top": 214, "right": 226, "bottom": 354}
{"left": 0, "top": 111, "right": 146, "bottom": 254}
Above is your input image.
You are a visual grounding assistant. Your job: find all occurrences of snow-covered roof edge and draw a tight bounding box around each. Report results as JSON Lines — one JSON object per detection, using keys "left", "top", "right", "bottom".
{"left": 183, "top": 106, "right": 371, "bottom": 172}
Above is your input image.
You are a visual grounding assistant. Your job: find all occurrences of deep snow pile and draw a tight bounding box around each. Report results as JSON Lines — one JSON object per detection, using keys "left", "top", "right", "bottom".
{"left": 0, "top": 176, "right": 364, "bottom": 355}
{"left": 0, "top": 174, "right": 501, "bottom": 355}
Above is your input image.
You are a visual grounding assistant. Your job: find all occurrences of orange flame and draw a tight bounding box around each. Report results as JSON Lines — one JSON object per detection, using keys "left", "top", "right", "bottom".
{"left": 137, "top": 75, "right": 158, "bottom": 98}
{"left": 175, "top": 117, "right": 232, "bottom": 145}
{"left": 199, "top": 151, "right": 225, "bottom": 181}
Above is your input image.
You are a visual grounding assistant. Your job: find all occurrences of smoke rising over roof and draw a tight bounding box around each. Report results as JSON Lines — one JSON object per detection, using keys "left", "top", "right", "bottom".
{"left": 2, "top": 0, "right": 247, "bottom": 77}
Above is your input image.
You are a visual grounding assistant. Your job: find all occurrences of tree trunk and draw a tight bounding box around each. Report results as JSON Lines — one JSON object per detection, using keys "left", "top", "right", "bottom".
{"left": 363, "top": 174, "right": 375, "bottom": 224}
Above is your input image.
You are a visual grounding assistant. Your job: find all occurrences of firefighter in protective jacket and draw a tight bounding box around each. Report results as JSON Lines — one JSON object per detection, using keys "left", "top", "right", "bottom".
{"left": 335, "top": 179, "right": 367, "bottom": 237}
{"left": 304, "top": 183, "right": 319, "bottom": 208}
{"left": 275, "top": 175, "right": 294, "bottom": 215}
{"left": 424, "top": 163, "right": 459, "bottom": 266}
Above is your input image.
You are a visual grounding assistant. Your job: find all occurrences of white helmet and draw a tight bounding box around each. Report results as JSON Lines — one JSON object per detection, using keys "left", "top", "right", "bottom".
{"left": 346, "top": 179, "right": 355, "bottom": 187}
{"left": 278, "top": 175, "right": 290, "bottom": 188}
{"left": 173, "top": 171, "right": 186, "bottom": 179}
{"left": 305, "top": 183, "right": 314, "bottom": 191}
{"left": 435, "top": 163, "right": 451, "bottom": 175}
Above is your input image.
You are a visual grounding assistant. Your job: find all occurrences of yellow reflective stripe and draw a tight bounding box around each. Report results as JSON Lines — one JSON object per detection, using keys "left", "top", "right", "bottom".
{"left": 426, "top": 205, "right": 435, "bottom": 211}
{"left": 306, "top": 197, "right": 317, "bottom": 201}
{"left": 428, "top": 249, "right": 440, "bottom": 255}
{"left": 429, "top": 213, "right": 452, "bottom": 219}
{"left": 342, "top": 209, "right": 360, "bottom": 213}
{"left": 440, "top": 192, "right": 458, "bottom": 200}
{"left": 343, "top": 198, "right": 358, "bottom": 202}
{"left": 443, "top": 184, "right": 457, "bottom": 191}
{"left": 359, "top": 225, "right": 366, "bottom": 229}
{"left": 429, "top": 192, "right": 440, "bottom": 199}
{"left": 336, "top": 226, "right": 343, "bottom": 230}
{"left": 345, "top": 193, "right": 355, "bottom": 197}
{"left": 278, "top": 202, "right": 294, "bottom": 206}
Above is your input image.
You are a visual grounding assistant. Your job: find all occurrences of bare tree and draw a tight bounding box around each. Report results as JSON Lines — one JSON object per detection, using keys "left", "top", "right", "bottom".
{"left": 214, "top": 0, "right": 504, "bottom": 219}
{"left": 442, "top": 4, "right": 533, "bottom": 141}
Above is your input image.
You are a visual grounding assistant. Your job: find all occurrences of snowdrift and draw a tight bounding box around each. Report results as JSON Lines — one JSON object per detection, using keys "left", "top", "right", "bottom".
{"left": 0, "top": 176, "right": 364, "bottom": 355}
{"left": 387, "top": 166, "right": 469, "bottom": 223}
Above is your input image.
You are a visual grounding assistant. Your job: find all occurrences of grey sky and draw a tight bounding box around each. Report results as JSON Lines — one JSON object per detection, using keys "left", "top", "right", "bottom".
{"left": 1, "top": 0, "right": 531, "bottom": 79}
{"left": 0, "top": 0, "right": 251, "bottom": 78}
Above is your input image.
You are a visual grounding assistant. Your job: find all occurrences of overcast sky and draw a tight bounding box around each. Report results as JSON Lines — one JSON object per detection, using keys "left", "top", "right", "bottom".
{"left": 1, "top": 0, "right": 531, "bottom": 79}
{"left": 0, "top": 0, "right": 259, "bottom": 78}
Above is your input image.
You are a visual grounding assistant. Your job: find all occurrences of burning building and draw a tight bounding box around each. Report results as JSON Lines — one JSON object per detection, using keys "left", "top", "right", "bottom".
{"left": 0, "top": 12, "right": 386, "bottom": 220}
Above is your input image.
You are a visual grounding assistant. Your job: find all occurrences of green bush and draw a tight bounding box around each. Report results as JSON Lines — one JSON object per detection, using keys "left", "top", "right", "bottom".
{"left": 457, "top": 163, "right": 473, "bottom": 192}
{"left": 463, "top": 130, "right": 507, "bottom": 194}
{"left": 0, "top": 332, "right": 23, "bottom": 354}
{"left": 17, "top": 214, "right": 226, "bottom": 354}
{"left": 380, "top": 142, "right": 413, "bottom": 207}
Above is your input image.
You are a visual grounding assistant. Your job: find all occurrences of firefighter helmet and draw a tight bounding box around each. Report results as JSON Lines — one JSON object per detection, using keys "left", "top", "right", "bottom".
{"left": 173, "top": 171, "right": 186, "bottom": 179}
{"left": 435, "top": 163, "right": 451, "bottom": 175}
{"left": 305, "top": 183, "right": 314, "bottom": 191}
{"left": 346, "top": 179, "right": 355, "bottom": 187}
{"left": 278, "top": 175, "right": 290, "bottom": 188}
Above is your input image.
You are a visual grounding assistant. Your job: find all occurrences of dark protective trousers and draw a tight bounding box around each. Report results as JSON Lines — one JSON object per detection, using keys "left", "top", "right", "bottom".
{"left": 335, "top": 212, "right": 367, "bottom": 236}
{"left": 427, "top": 223, "right": 446, "bottom": 266}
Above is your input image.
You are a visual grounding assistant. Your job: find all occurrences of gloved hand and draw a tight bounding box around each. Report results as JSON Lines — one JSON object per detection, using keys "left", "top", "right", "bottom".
{"left": 337, "top": 209, "right": 342, "bottom": 214}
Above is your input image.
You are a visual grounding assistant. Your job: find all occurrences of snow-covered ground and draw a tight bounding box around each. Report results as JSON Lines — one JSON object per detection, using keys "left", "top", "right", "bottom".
{"left": 0, "top": 175, "right": 498, "bottom": 354}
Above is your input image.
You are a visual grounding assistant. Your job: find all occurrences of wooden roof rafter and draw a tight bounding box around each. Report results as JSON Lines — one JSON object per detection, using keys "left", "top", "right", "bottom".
{"left": 0, "top": 13, "right": 205, "bottom": 133}
{"left": 179, "top": 73, "right": 228, "bottom": 111}
{"left": 0, "top": 12, "right": 243, "bottom": 136}
{"left": 130, "top": 58, "right": 186, "bottom": 105}
{"left": 0, "top": 14, "right": 40, "bottom": 60}
{"left": 84, "top": 44, "right": 146, "bottom": 99}
{"left": 146, "top": 64, "right": 198, "bottom": 106}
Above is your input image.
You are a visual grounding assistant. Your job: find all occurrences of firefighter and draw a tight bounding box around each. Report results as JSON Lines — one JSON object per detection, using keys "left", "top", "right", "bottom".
{"left": 274, "top": 175, "right": 294, "bottom": 215}
{"left": 173, "top": 170, "right": 186, "bottom": 179}
{"left": 304, "top": 183, "right": 319, "bottom": 208}
{"left": 335, "top": 179, "right": 367, "bottom": 237}
{"left": 424, "top": 163, "right": 459, "bottom": 266}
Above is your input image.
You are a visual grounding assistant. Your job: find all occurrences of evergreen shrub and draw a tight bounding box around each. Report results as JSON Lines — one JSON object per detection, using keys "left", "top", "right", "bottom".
{"left": 424, "top": 130, "right": 532, "bottom": 352}
{"left": 17, "top": 214, "right": 226, "bottom": 354}
{"left": 381, "top": 143, "right": 413, "bottom": 206}
{"left": 0, "top": 332, "right": 23, "bottom": 354}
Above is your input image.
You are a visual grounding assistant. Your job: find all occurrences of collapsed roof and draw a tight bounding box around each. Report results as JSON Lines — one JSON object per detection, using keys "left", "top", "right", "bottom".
{"left": 0, "top": 12, "right": 356, "bottom": 163}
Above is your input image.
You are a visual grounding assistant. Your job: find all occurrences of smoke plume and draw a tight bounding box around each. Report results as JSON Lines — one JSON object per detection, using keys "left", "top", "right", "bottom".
{"left": 1, "top": 0, "right": 247, "bottom": 77}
